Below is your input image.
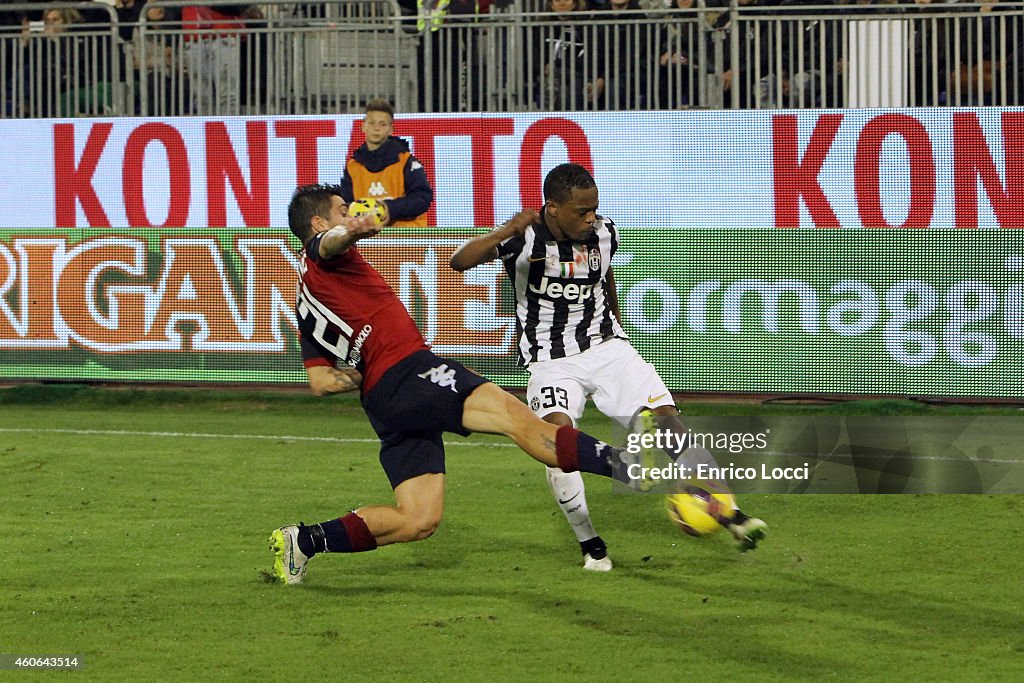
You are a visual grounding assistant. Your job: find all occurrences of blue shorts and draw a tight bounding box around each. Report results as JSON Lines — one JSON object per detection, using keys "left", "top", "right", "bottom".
{"left": 362, "top": 350, "right": 490, "bottom": 489}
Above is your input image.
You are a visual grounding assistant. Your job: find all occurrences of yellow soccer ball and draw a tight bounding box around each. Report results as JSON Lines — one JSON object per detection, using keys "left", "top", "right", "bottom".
{"left": 348, "top": 198, "right": 387, "bottom": 226}
{"left": 665, "top": 482, "right": 737, "bottom": 537}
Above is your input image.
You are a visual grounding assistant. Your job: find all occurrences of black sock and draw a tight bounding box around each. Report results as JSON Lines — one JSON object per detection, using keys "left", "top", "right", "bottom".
{"left": 318, "top": 518, "right": 350, "bottom": 552}
{"left": 580, "top": 536, "right": 608, "bottom": 559}
{"left": 297, "top": 515, "right": 377, "bottom": 555}
{"left": 295, "top": 523, "right": 324, "bottom": 557}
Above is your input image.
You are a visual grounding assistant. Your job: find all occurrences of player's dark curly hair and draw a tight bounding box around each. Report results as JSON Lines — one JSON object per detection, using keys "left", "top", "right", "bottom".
{"left": 543, "top": 163, "right": 596, "bottom": 204}
{"left": 288, "top": 184, "right": 341, "bottom": 244}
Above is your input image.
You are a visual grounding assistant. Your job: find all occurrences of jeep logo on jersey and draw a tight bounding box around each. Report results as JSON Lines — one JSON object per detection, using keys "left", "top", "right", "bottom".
{"left": 589, "top": 247, "right": 601, "bottom": 271}
{"left": 367, "top": 181, "right": 387, "bottom": 197}
{"left": 527, "top": 276, "right": 595, "bottom": 304}
{"left": 418, "top": 364, "right": 458, "bottom": 392}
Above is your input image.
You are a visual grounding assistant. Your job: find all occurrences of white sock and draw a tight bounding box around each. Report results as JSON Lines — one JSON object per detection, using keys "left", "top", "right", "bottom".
{"left": 546, "top": 466, "right": 599, "bottom": 543}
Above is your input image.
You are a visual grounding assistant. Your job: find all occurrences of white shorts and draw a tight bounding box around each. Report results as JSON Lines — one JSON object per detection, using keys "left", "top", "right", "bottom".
{"left": 526, "top": 338, "right": 674, "bottom": 428}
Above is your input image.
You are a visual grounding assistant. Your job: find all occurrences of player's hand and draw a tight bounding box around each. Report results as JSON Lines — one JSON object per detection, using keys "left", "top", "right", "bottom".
{"left": 306, "top": 365, "right": 362, "bottom": 395}
{"left": 331, "top": 367, "right": 363, "bottom": 393}
{"left": 504, "top": 209, "right": 540, "bottom": 236}
{"left": 339, "top": 213, "right": 382, "bottom": 240}
{"left": 379, "top": 201, "right": 391, "bottom": 226}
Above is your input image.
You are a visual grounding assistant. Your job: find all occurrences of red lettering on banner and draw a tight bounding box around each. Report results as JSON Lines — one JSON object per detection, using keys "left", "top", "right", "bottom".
{"left": 54, "top": 123, "right": 113, "bottom": 227}
{"left": 148, "top": 240, "right": 247, "bottom": 347}
{"left": 275, "top": 120, "right": 336, "bottom": 187}
{"left": 854, "top": 114, "right": 936, "bottom": 229}
{"left": 400, "top": 118, "right": 516, "bottom": 227}
{"left": 773, "top": 114, "right": 843, "bottom": 228}
{"left": 206, "top": 121, "right": 270, "bottom": 227}
{"left": 123, "top": 123, "right": 191, "bottom": 227}
{"left": 953, "top": 112, "right": 1024, "bottom": 229}
{"left": 519, "top": 119, "right": 594, "bottom": 210}
{"left": 59, "top": 239, "right": 150, "bottom": 347}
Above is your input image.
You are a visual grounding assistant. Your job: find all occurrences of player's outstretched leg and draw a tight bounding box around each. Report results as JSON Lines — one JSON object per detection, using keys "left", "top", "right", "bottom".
{"left": 461, "top": 383, "right": 640, "bottom": 483}
{"left": 267, "top": 475, "right": 444, "bottom": 584}
{"left": 546, "top": 467, "right": 612, "bottom": 571}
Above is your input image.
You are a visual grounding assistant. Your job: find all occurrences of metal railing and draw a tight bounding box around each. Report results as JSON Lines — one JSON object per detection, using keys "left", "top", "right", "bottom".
{"left": 1, "top": 0, "right": 1021, "bottom": 117}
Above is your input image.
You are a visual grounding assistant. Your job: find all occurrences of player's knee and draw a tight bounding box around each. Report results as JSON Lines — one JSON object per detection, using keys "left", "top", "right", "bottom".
{"left": 400, "top": 508, "right": 443, "bottom": 542}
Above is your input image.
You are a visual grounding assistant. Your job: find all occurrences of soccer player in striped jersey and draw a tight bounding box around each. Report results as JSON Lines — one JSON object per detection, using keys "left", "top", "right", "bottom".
{"left": 268, "top": 184, "right": 642, "bottom": 585}
{"left": 451, "top": 164, "right": 767, "bottom": 569}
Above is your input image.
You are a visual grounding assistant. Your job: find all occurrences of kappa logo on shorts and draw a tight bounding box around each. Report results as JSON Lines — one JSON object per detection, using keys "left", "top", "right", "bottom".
{"left": 418, "top": 364, "right": 459, "bottom": 392}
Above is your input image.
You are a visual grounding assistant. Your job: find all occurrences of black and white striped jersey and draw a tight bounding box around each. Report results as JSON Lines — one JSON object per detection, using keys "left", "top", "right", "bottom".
{"left": 496, "top": 214, "right": 627, "bottom": 366}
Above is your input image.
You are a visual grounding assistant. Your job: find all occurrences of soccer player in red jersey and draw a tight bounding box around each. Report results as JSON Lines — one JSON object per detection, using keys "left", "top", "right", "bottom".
{"left": 268, "top": 184, "right": 635, "bottom": 584}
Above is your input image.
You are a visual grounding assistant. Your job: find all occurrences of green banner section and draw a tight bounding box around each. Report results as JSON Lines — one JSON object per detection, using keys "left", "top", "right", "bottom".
{"left": 0, "top": 228, "right": 1021, "bottom": 398}
{"left": 616, "top": 229, "right": 1022, "bottom": 398}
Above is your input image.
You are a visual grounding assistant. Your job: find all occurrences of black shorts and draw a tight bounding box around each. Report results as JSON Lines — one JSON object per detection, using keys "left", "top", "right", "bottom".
{"left": 362, "top": 350, "right": 490, "bottom": 489}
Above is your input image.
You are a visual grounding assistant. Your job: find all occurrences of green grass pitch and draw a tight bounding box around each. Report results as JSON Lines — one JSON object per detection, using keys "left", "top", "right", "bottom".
{"left": 1, "top": 385, "right": 1022, "bottom": 680}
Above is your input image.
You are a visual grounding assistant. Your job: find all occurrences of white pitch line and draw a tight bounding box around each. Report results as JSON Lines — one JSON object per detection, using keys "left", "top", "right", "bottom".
{"left": 0, "top": 426, "right": 515, "bottom": 448}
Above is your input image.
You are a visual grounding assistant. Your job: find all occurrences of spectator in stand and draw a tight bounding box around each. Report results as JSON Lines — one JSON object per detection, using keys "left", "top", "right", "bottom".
{"left": 115, "top": 0, "right": 141, "bottom": 43}
{"left": 597, "top": 0, "right": 651, "bottom": 109}
{"left": 416, "top": 0, "right": 508, "bottom": 112}
{"left": 22, "top": 6, "right": 114, "bottom": 116}
{"left": 1, "top": 1, "right": 30, "bottom": 115}
{"left": 532, "top": 0, "right": 604, "bottom": 110}
{"left": 951, "top": 0, "right": 1021, "bottom": 105}
{"left": 656, "top": 0, "right": 700, "bottom": 108}
{"left": 239, "top": 5, "right": 267, "bottom": 113}
{"left": 667, "top": 0, "right": 755, "bottom": 108}
{"left": 339, "top": 99, "right": 433, "bottom": 227}
{"left": 181, "top": 3, "right": 249, "bottom": 114}
{"left": 908, "top": 0, "right": 951, "bottom": 106}
{"left": 133, "top": 2, "right": 182, "bottom": 115}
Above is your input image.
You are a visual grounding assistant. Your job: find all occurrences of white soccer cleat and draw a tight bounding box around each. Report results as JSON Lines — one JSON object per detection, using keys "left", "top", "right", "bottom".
{"left": 727, "top": 515, "right": 768, "bottom": 553}
{"left": 268, "top": 524, "right": 310, "bottom": 585}
{"left": 582, "top": 552, "right": 614, "bottom": 572}
{"left": 580, "top": 537, "right": 613, "bottom": 571}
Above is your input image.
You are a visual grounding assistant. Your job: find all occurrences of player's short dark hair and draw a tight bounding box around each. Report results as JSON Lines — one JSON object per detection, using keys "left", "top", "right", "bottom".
{"left": 288, "top": 184, "right": 340, "bottom": 244}
{"left": 543, "top": 163, "right": 596, "bottom": 204}
{"left": 365, "top": 99, "right": 395, "bottom": 119}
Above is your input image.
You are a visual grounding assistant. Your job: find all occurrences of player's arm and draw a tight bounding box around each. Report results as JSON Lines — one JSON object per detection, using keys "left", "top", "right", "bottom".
{"left": 306, "top": 365, "right": 363, "bottom": 397}
{"left": 318, "top": 215, "right": 381, "bottom": 259}
{"left": 450, "top": 209, "right": 540, "bottom": 272}
{"left": 606, "top": 267, "right": 623, "bottom": 322}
